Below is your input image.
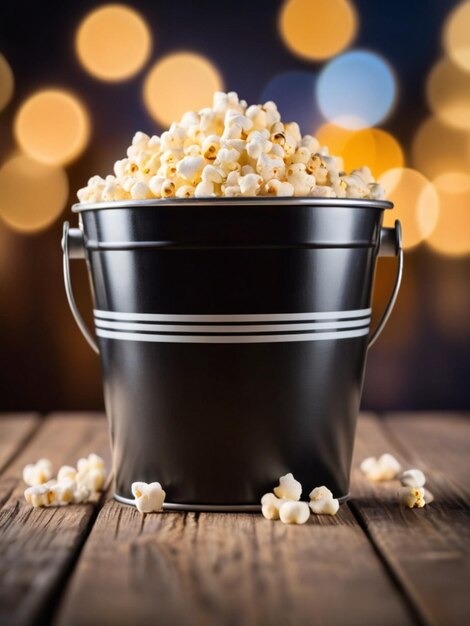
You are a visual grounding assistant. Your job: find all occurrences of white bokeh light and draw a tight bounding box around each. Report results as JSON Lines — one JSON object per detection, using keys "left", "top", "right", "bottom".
{"left": 317, "top": 50, "right": 397, "bottom": 130}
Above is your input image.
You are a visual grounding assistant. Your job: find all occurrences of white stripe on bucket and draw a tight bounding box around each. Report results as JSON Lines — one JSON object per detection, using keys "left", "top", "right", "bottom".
{"left": 95, "top": 327, "right": 370, "bottom": 344}
{"left": 93, "top": 307, "right": 372, "bottom": 323}
{"left": 94, "top": 317, "right": 371, "bottom": 333}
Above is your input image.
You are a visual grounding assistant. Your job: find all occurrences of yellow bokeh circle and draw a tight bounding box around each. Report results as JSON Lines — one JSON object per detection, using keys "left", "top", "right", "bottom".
{"left": 426, "top": 58, "right": 470, "bottom": 131}
{"left": 143, "top": 52, "right": 223, "bottom": 127}
{"left": 0, "top": 155, "right": 68, "bottom": 233}
{"left": 411, "top": 116, "right": 470, "bottom": 180}
{"left": 379, "top": 168, "right": 439, "bottom": 250}
{"left": 426, "top": 172, "right": 470, "bottom": 257}
{"left": 315, "top": 123, "right": 366, "bottom": 159}
{"left": 344, "top": 128, "right": 403, "bottom": 178}
{"left": 0, "top": 53, "right": 14, "bottom": 112}
{"left": 15, "top": 89, "right": 90, "bottom": 166}
{"left": 315, "top": 123, "right": 403, "bottom": 178}
{"left": 279, "top": 0, "right": 357, "bottom": 61}
{"left": 443, "top": 1, "right": 470, "bottom": 72}
{"left": 76, "top": 4, "right": 152, "bottom": 81}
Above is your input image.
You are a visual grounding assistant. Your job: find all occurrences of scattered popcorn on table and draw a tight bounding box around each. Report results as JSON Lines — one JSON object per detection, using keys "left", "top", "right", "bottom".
{"left": 24, "top": 479, "right": 86, "bottom": 508}
{"left": 24, "top": 481, "right": 57, "bottom": 507}
{"left": 76, "top": 453, "right": 107, "bottom": 492}
{"left": 423, "top": 488, "right": 434, "bottom": 504}
{"left": 23, "top": 453, "right": 106, "bottom": 508}
{"left": 77, "top": 467, "right": 106, "bottom": 493}
{"left": 309, "top": 496, "right": 339, "bottom": 516}
{"left": 261, "top": 473, "right": 305, "bottom": 523}
{"left": 360, "top": 456, "right": 434, "bottom": 509}
{"left": 279, "top": 501, "right": 310, "bottom": 525}
{"left": 131, "top": 481, "right": 166, "bottom": 514}
{"left": 76, "top": 92, "right": 386, "bottom": 203}
{"left": 261, "top": 475, "right": 341, "bottom": 523}
{"left": 273, "top": 472, "right": 302, "bottom": 501}
{"left": 309, "top": 485, "right": 334, "bottom": 500}
{"left": 73, "top": 483, "right": 92, "bottom": 504}
{"left": 398, "top": 486, "right": 426, "bottom": 508}
{"left": 261, "top": 492, "right": 282, "bottom": 520}
{"left": 359, "top": 457, "right": 377, "bottom": 475}
{"left": 49, "top": 479, "right": 76, "bottom": 506}
{"left": 360, "top": 453, "right": 402, "bottom": 481}
{"left": 309, "top": 486, "right": 339, "bottom": 516}
{"left": 22, "top": 458, "right": 53, "bottom": 486}
{"left": 57, "top": 465, "right": 77, "bottom": 482}
{"left": 77, "top": 453, "right": 106, "bottom": 473}
{"left": 400, "top": 469, "right": 426, "bottom": 488}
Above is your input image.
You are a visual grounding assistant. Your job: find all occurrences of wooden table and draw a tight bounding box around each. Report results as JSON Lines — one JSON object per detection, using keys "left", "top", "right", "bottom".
{"left": 0, "top": 413, "right": 468, "bottom": 626}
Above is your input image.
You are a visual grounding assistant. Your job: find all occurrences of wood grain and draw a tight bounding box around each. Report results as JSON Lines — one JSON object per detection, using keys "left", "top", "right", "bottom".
{"left": 2, "top": 413, "right": 469, "bottom": 626}
{"left": 384, "top": 412, "right": 470, "bottom": 500}
{"left": 0, "top": 413, "right": 111, "bottom": 626}
{"left": 0, "top": 414, "right": 40, "bottom": 475}
{"left": 350, "top": 413, "right": 470, "bottom": 626}
{"left": 57, "top": 450, "right": 413, "bottom": 624}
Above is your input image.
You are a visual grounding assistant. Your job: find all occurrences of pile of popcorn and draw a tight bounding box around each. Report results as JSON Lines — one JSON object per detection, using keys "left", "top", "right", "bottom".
{"left": 22, "top": 454, "right": 166, "bottom": 514}
{"left": 23, "top": 454, "right": 106, "bottom": 507}
{"left": 77, "top": 91, "right": 386, "bottom": 203}
{"left": 261, "top": 473, "right": 340, "bottom": 525}
{"left": 360, "top": 453, "right": 434, "bottom": 508}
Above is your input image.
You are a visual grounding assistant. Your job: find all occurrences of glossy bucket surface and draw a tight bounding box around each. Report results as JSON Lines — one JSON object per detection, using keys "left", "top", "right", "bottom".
{"left": 73, "top": 198, "right": 392, "bottom": 505}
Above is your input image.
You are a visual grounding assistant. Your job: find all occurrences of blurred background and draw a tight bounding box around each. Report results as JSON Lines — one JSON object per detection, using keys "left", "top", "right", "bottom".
{"left": 0, "top": 0, "right": 469, "bottom": 412}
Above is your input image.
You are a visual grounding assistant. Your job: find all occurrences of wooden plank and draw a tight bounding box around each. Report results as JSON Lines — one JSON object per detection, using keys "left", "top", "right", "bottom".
{"left": 0, "top": 414, "right": 40, "bottom": 475}
{"left": 57, "top": 505, "right": 414, "bottom": 626}
{"left": 57, "top": 430, "right": 414, "bottom": 626}
{"left": 0, "top": 413, "right": 110, "bottom": 626}
{"left": 384, "top": 412, "right": 470, "bottom": 500}
{"left": 350, "top": 413, "right": 470, "bottom": 626}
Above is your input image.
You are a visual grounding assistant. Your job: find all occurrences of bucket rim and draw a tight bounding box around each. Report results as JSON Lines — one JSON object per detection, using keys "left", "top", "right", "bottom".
{"left": 72, "top": 197, "right": 393, "bottom": 213}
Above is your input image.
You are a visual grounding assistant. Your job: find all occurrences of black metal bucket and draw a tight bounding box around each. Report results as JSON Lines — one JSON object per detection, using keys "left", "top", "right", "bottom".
{"left": 62, "top": 198, "right": 402, "bottom": 511}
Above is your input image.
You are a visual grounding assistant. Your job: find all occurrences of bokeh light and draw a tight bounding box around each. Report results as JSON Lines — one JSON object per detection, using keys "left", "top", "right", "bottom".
{"left": 0, "top": 155, "right": 68, "bottom": 233}
{"left": 315, "top": 123, "right": 403, "bottom": 177}
{"left": 14, "top": 89, "right": 90, "bottom": 166}
{"left": 260, "top": 71, "right": 320, "bottom": 133}
{"left": 346, "top": 128, "right": 403, "bottom": 177}
{"left": 0, "top": 53, "right": 14, "bottom": 112}
{"left": 426, "top": 172, "right": 470, "bottom": 257}
{"left": 279, "top": 0, "right": 357, "bottom": 61}
{"left": 315, "top": 123, "right": 373, "bottom": 159}
{"left": 143, "top": 52, "right": 223, "bottom": 127}
{"left": 379, "top": 168, "right": 439, "bottom": 250}
{"left": 443, "top": 1, "right": 470, "bottom": 72}
{"left": 426, "top": 58, "right": 470, "bottom": 131}
{"left": 411, "top": 116, "right": 470, "bottom": 180}
{"left": 76, "top": 4, "right": 151, "bottom": 81}
{"left": 317, "top": 50, "right": 396, "bottom": 129}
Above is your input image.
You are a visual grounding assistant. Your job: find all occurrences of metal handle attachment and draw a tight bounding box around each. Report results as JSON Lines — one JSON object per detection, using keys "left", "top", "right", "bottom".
{"left": 62, "top": 221, "right": 99, "bottom": 354}
{"left": 368, "top": 220, "right": 403, "bottom": 348}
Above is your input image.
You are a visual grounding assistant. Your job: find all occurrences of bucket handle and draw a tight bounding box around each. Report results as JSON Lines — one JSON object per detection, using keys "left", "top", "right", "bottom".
{"left": 368, "top": 220, "right": 403, "bottom": 348}
{"left": 62, "top": 221, "right": 100, "bottom": 354}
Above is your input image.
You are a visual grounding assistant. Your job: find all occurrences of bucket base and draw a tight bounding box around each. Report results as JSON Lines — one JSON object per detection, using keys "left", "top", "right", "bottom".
{"left": 114, "top": 492, "right": 350, "bottom": 512}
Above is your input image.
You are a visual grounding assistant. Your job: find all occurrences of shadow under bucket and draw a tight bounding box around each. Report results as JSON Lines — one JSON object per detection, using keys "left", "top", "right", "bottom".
{"left": 62, "top": 198, "right": 402, "bottom": 511}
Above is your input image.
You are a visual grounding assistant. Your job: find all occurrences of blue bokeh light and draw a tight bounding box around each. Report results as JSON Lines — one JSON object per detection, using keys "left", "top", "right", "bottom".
{"left": 316, "top": 50, "right": 396, "bottom": 129}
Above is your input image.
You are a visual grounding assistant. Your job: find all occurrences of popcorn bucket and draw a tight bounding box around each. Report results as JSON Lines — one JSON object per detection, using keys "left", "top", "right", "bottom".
{"left": 62, "top": 198, "right": 402, "bottom": 511}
